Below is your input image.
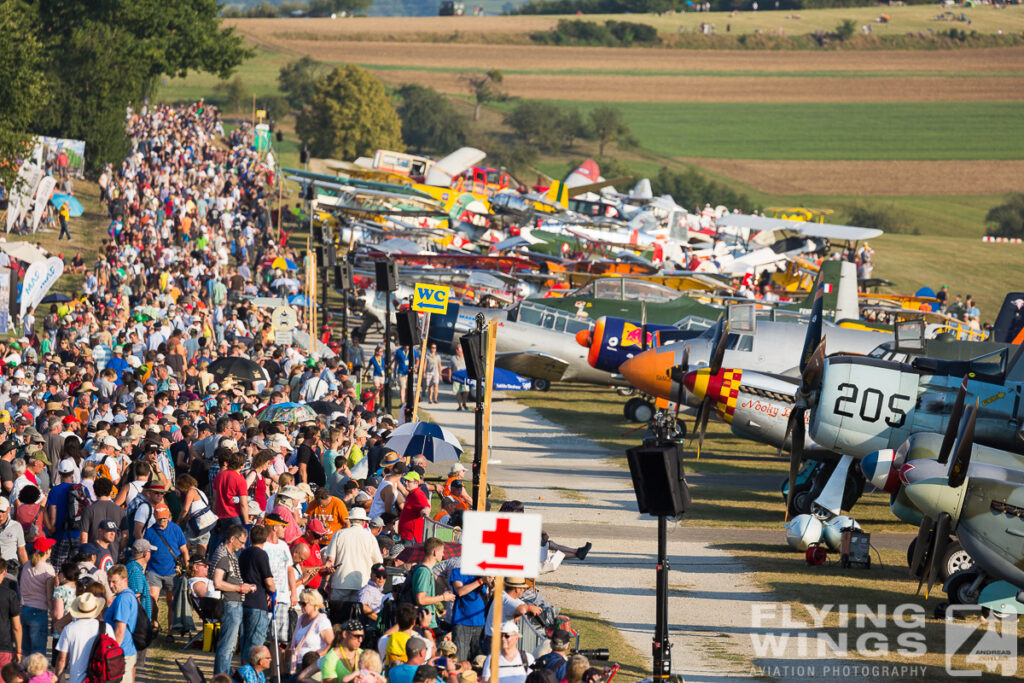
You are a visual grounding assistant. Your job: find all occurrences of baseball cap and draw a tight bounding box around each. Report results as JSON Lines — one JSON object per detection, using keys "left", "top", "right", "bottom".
{"left": 79, "top": 543, "right": 100, "bottom": 556}
{"left": 132, "top": 539, "right": 157, "bottom": 554}
{"left": 154, "top": 504, "right": 171, "bottom": 519}
{"left": 369, "top": 516, "right": 384, "bottom": 529}
{"left": 500, "top": 621, "right": 519, "bottom": 635}
{"left": 58, "top": 459, "right": 76, "bottom": 474}
{"left": 99, "top": 520, "right": 119, "bottom": 532}
{"left": 307, "top": 519, "right": 327, "bottom": 536}
{"left": 551, "top": 629, "right": 572, "bottom": 646}
{"left": 403, "top": 471, "right": 422, "bottom": 483}
{"left": 370, "top": 563, "right": 387, "bottom": 579}
{"left": 33, "top": 537, "right": 56, "bottom": 553}
{"left": 264, "top": 512, "right": 288, "bottom": 526}
{"left": 0, "top": 499, "right": 9, "bottom": 513}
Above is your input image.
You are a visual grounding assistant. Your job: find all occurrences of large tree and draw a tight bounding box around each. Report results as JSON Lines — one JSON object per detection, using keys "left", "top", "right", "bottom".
{"left": 278, "top": 57, "right": 328, "bottom": 110}
{"left": 296, "top": 65, "right": 403, "bottom": 160}
{"left": 462, "top": 70, "right": 504, "bottom": 121}
{"left": 0, "top": 1, "right": 52, "bottom": 189}
{"left": 1, "top": 0, "right": 251, "bottom": 175}
{"left": 394, "top": 84, "right": 467, "bottom": 155}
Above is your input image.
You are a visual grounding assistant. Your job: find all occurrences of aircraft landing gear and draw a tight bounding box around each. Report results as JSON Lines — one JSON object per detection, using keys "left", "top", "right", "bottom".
{"left": 616, "top": 387, "right": 637, "bottom": 397}
{"left": 531, "top": 378, "right": 551, "bottom": 392}
{"left": 623, "top": 397, "right": 655, "bottom": 423}
{"left": 906, "top": 536, "right": 974, "bottom": 581}
{"left": 781, "top": 457, "right": 866, "bottom": 518}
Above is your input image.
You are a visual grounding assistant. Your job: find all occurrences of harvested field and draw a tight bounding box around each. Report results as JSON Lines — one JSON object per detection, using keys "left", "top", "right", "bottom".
{"left": 231, "top": 36, "right": 1024, "bottom": 75}
{"left": 228, "top": 6, "right": 1024, "bottom": 41}
{"left": 681, "top": 159, "right": 1024, "bottom": 195}
{"left": 371, "top": 70, "right": 1024, "bottom": 102}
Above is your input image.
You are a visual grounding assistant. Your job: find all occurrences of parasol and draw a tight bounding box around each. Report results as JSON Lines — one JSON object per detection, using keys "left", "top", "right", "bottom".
{"left": 386, "top": 421, "right": 462, "bottom": 462}
{"left": 257, "top": 402, "right": 318, "bottom": 424}
{"left": 209, "top": 356, "right": 268, "bottom": 384}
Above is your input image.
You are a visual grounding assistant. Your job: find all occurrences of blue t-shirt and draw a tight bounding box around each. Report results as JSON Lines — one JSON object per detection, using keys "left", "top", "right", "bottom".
{"left": 144, "top": 522, "right": 187, "bottom": 576}
{"left": 46, "top": 483, "right": 82, "bottom": 541}
{"left": 449, "top": 567, "right": 486, "bottom": 626}
{"left": 387, "top": 664, "right": 417, "bottom": 683}
{"left": 105, "top": 589, "right": 138, "bottom": 657}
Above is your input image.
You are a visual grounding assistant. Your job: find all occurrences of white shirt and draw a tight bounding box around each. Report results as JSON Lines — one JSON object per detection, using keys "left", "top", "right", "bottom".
{"left": 485, "top": 593, "right": 525, "bottom": 636}
{"left": 482, "top": 649, "right": 535, "bottom": 683}
{"left": 323, "top": 525, "right": 384, "bottom": 592}
{"left": 56, "top": 619, "right": 115, "bottom": 683}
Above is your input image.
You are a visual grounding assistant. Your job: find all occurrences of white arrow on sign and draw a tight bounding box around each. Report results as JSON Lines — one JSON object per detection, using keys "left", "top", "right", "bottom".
{"left": 461, "top": 511, "right": 542, "bottom": 579}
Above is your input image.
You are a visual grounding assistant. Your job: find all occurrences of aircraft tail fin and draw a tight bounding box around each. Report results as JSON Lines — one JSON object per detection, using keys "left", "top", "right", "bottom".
{"left": 803, "top": 260, "right": 858, "bottom": 321}
{"left": 546, "top": 174, "right": 571, "bottom": 208}
{"left": 991, "top": 292, "right": 1024, "bottom": 345}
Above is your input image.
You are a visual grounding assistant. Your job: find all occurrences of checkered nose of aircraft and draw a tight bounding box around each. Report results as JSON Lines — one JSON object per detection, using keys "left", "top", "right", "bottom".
{"left": 684, "top": 368, "right": 742, "bottom": 423}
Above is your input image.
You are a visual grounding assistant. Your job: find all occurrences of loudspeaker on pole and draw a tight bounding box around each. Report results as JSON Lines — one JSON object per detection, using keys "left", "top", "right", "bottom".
{"left": 460, "top": 332, "right": 485, "bottom": 381}
{"left": 374, "top": 260, "right": 398, "bottom": 292}
{"left": 626, "top": 443, "right": 691, "bottom": 517}
{"left": 396, "top": 310, "right": 421, "bottom": 347}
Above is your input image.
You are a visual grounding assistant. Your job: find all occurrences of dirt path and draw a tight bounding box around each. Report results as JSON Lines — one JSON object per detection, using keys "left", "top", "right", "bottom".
{"left": 428, "top": 393, "right": 850, "bottom": 681}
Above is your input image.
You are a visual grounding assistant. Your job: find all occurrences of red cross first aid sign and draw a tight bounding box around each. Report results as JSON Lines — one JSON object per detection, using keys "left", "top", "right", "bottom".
{"left": 461, "top": 511, "right": 542, "bottom": 578}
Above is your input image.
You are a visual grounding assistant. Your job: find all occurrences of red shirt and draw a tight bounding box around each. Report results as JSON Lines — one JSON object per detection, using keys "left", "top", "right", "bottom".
{"left": 398, "top": 486, "right": 429, "bottom": 544}
{"left": 290, "top": 536, "right": 323, "bottom": 590}
{"left": 213, "top": 469, "right": 246, "bottom": 519}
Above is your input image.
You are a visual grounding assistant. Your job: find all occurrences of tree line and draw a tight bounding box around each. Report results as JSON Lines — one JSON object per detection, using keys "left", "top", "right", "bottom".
{"left": 0, "top": 0, "right": 251, "bottom": 187}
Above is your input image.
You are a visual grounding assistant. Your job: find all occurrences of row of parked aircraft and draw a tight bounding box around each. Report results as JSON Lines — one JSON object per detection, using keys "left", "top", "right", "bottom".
{"left": 285, "top": 146, "right": 1024, "bottom": 618}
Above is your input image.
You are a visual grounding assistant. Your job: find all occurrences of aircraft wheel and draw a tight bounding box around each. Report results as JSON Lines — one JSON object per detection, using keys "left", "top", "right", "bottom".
{"left": 675, "top": 419, "right": 688, "bottom": 438}
{"left": 945, "top": 570, "right": 982, "bottom": 605}
{"left": 531, "top": 378, "right": 551, "bottom": 392}
{"left": 623, "top": 398, "right": 643, "bottom": 420}
{"left": 789, "top": 484, "right": 815, "bottom": 517}
{"left": 616, "top": 387, "right": 637, "bottom": 397}
{"left": 632, "top": 401, "right": 654, "bottom": 423}
{"left": 941, "top": 540, "right": 974, "bottom": 580}
{"left": 841, "top": 468, "right": 867, "bottom": 511}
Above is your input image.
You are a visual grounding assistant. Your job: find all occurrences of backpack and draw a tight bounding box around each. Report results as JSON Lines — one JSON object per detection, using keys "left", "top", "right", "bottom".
{"left": 20, "top": 506, "right": 43, "bottom": 544}
{"left": 397, "top": 564, "right": 429, "bottom": 607}
{"left": 65, "top": 483, "right": 91, "bottom": 532}
{"left": 86, "top": 625, "right": 125, "bottom": 683}
{"left": 132, "top": 595, "right": 159, "bottom": 651}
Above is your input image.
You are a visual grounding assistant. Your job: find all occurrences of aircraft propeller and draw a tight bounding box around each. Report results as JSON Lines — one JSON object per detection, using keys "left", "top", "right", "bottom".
{"left": 782, "top": 286, "right": 827, "bottom": 520}
{"left": 692, "top": 317, "right": 728, "bottom": 459}
{"left": 907, "top": 400, "right": 978, "bottom": 598}
{"left": 668, "top": 344, "right": 691, "bottom": 425}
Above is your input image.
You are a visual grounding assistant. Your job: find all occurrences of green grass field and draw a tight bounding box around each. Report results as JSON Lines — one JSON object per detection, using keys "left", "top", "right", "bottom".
{"left": 550, "top": 101, "right": 1024, "bottom": 161}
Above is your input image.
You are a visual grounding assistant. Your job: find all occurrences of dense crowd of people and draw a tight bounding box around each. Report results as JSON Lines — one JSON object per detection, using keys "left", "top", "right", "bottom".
{"left": 0, "top": 103, "right": 597, "bottom": 683}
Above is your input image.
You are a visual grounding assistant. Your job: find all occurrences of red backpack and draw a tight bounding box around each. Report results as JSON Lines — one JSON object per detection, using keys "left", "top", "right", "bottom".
{"left": 86, "top": 626, "right": 125, "bottom": 683}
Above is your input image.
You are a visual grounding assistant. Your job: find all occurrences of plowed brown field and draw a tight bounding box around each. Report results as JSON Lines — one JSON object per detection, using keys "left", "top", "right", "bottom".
{"left": 682, "top": 159, "right": 1024, "bottom": 195}
{"left": 234, "top": 31, "right": 1024, "bottom": 75}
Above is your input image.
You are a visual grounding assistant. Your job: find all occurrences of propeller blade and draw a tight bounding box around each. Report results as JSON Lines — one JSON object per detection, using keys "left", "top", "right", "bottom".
{"left": 925, "top": 512, "right": 952, "bottom": 599}
{"left": 776, "top": 411, "right": 796, "bottom": 461}
{"left": 798, "top": 285, "right": 826, "bottom": 375}
{"left": 911, "top": 515, "right": 933, "bottom": 587}
{"left": 784, "top": 408, "right": 805, "bottom": 522}
{"left": 674, "top": 345, "right": 690, "bottom": 420}
{"left": 936, "top": 375, "right": 969, "bottom": 465}
{"left": 802, "top": 339, "right": 827, "bottom": 394}
{"left": 947, "top": 401, "right": 979, "bottom": 488}
{"left": 709, "top": 321, "right": 730, "bottom": 375}
{"left": 695, "top": 394, "right": 712, "bottom": 459}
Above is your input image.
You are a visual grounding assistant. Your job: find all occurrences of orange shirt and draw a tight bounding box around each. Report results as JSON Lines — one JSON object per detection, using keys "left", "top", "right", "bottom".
{"left": 306, "top": 496, "right": 349, "bottom": 540}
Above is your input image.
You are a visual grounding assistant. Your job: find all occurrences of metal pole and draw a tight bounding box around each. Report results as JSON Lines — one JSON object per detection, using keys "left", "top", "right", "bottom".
{"left": 653, "top": 514, "right": 671, "bottom": 681}
{"left": 384, "top": 291, "right": 393, "bottom": 415}
{"left": 471, "top": 316, "right": 485, "bottom": 510}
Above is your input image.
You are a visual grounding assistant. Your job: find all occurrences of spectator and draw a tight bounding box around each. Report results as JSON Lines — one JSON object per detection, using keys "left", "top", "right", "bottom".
{"left": 0, "top": 562, "right": 20, "bottom": 667}
{"left": 481, "top": 623, "right": 534, "bottom": 683}
{"left": 104, "top": 565, "right": 138, "bottom": 683}
{"left": 54, "top": 593, "right": 111, "bottom": 683}
{"left": 21, "top": 538, "right": 55, "bottom": 657}
{"left": 289, "top": 589, "right": 333, "bottom": 672}
{"left": 321, "top": 620, "right": 364, "bottom": 683}
{"left": 323, "top": 508, "right": 383, "bottom": 607}
{"left": 143, "top": 503, "right": 188, "bottom": 625}
{"left": 484, "top": 577, "right": 541, "bottom": 641}
{"left": 239, "top": 525, "right": 275, "bottom": 669}
{"left": 212, "top": 525, "right": 256, "bottom": 675}
{"left": 386, "top": 637, "right": 429, "bottom": 683}
{"left": 0, "top": 499, "right": 27, "bottom": 567}
{"left": 238, "top": 645, "right": 272, "bottom": 683}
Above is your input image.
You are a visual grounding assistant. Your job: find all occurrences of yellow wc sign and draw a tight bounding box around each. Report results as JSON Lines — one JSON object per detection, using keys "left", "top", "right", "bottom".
{"left": 413, "top": 283, "right": 450, "bottom": 314}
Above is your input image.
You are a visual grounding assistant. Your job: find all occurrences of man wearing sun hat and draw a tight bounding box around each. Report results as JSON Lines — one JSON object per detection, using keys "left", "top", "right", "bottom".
{"left": 322, "top": 506, "right": 383, "bottom": 607}
{"left": 55, "top": 591, "right": 114, "bottom": 683}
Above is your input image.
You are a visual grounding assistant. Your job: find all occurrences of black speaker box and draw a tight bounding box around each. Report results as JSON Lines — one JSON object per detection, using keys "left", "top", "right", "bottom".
{"left": 312, "top": 225, "right": 324, "bottom": 244}
{"left": 314, "top": 246, "right": 326, "bottom": 267}
{"left": 626, "top": 443, "right": 691, "bottom": 517}
{"left": 375, "top": 260, "right": 398, "bottom": 292}
{"left": 460, "top": 332, "right": 485, "bottom": 381}
{"left": 334, "top": 263, "right": 354, "bottom": 290}
{"left": 396, "top": 310, "right": 420, "bottom": 347}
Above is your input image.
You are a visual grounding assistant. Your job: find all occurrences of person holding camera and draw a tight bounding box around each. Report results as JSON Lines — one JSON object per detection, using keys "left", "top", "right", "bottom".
{"left": 532, "top": 630, "right": 572, "bottom": 680}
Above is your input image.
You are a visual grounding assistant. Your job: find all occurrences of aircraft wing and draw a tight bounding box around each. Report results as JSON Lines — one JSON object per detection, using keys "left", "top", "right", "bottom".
{"left": 494, "top": 352, "right": 569, "bottom": 382}
{"left": 715, "top": 214, "right": 884, "bottom": 241}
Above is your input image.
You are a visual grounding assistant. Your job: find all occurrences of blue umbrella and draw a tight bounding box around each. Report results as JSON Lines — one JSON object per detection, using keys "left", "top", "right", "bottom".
{"left": 452, "top": 368, "right": 532, "bottom": 391}
{"left": 50, "top": 194, "right": 83, "bottom": 217}
{"left": 915, "top": 286, "right": 936, "bottom": 299}
{"left": 288, "top": 294, "right": 309, "bottom": 306}
{"left": 386, "top": 421, "right": 462, "bottom": 462}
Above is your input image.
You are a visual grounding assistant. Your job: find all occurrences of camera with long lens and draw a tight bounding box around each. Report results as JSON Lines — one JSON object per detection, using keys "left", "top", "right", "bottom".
{"left": 572, "top": 648, "right": 610, "bottom": 661}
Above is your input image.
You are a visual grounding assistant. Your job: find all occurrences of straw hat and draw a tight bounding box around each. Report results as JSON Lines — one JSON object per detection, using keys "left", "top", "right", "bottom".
{"left": 69, "top": 593, "right": 105, "bottom": 619}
